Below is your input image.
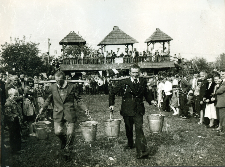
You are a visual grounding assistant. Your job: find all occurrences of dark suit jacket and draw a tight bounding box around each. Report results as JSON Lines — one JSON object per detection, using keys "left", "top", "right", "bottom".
{"left": 109, "top": 77, "right": 153, "bottom": 116}
{"left": 216, "top": 81, "right": 225, "bottom": 108}
{"left": 0, "top": 80, "right": 6, "bottom": 105}
{"left": 180, "top": 78, "right": 191, "bottom": 93}
{"left": 42, "top": 82, "right": 87, "bottom": 123}
{"left": 204, "top": 82, "right": 216, "bottom": 104}
{"left": 199, "top": 79, "right": 207, "bottom": 102}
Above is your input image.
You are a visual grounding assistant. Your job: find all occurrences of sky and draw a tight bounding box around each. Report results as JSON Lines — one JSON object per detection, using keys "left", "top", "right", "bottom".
{"left": 0, "top": 0, "right": 225, "bottom": 62}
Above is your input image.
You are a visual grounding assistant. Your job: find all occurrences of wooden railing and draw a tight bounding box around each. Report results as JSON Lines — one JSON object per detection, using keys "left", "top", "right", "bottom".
{"left": 63, "top": 55, "right": 171, "bottom": 65}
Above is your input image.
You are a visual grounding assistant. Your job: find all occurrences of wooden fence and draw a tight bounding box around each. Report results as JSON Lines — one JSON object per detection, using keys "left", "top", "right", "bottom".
{"left": 63, "top": 56, "right": 171, "bottom": 65}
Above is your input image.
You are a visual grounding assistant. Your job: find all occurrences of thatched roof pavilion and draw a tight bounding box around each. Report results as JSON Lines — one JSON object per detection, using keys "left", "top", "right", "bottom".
{"left": 145, "top": 28, "right": 173, "bottom": 53}
{"left": 98, "top": 26, "right": 138, "bottom": 52}
{"left": 59, "top": 31, "right": 86, "bottom": 45}
{"left": 59, "top": 31, "right": 86, "bottom": 59}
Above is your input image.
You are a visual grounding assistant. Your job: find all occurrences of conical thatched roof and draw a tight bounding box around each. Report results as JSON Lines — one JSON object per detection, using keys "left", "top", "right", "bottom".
{"left": 98, "top": 26, "right": 138, "bottom": 46}
{"left": 59, "top": 31, "right": 86, "bottom": 45}
{"left": 145, "top": 28, "right": 173, "bottom": 43}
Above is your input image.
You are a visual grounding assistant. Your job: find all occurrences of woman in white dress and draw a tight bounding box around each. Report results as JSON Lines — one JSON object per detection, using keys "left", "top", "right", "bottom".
{"left": 204, "top": 74, "right": 217, "bottom": 128}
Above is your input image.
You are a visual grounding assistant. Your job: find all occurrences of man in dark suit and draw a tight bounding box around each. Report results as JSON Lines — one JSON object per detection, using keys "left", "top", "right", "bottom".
{"left": 109, "top": 64, "right": 153, "bottom": 159}
{"left": 39, "top": 71, "right": 88, "bottom": 159}
{"left": 215, "top": 70, "right": 225, "bottom": 136}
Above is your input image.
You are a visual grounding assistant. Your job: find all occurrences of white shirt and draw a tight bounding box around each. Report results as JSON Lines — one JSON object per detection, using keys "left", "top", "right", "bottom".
{"left": 164, "top": 81, "right": 172, "bottom": 95}
{"left": 192, "top": 78, "right": 197, "bottom": 90}
{"left": 130, "top": 77, "right": 140, "bottom": 83}
{"left": 172, "top": 79, "right": 178, "bottom": 86}
{"left": 158, "top": 82, "right": 165, "bottom": 92}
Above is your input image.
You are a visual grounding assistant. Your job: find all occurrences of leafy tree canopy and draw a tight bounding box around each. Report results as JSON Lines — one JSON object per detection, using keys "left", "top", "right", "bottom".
{"left": 190, "top": 57, "right": 213, "bottom": 73}
{"left": 0, "top": 37, "right": 48, "bottom": 76}
{"left": 64, "top": 44, "right": 95, "bottom": 58}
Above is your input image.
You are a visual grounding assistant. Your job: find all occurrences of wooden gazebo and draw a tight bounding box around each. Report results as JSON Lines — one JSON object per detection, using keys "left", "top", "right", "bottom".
{"left": 145, "top": 28, "right": 173, "bottom": 54}
{"left": 59, "top": 31, "right": 86, "bottom": 59}
{"left": 98, "top": 26, "right": 138, "bottom": 53}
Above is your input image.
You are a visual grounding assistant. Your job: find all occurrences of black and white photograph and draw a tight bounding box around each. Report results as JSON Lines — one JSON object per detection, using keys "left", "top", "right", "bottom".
{"left": 0, "top": 0, "right": 225, "bottom": 166}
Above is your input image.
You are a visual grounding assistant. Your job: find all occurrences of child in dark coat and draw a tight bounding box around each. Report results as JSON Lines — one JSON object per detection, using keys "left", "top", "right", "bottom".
{"left": 4, "top": 88, "right": 23, "bottom": 154}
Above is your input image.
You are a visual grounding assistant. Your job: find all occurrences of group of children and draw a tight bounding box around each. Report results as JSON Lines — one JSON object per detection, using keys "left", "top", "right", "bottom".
{"left": 3, "top": 76, "right": 51, "bottom": 154}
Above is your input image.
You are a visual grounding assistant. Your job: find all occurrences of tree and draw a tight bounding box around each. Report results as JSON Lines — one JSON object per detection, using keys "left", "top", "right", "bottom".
{"left": 64, "top": 44, "right": 94, "bottom": 58}
{"left": 0, "top": 37, "right": 47, "bottom": 76}
{"left": 190, "top": 57, "right": 212, "bottom": 73}
{"left": 214, "top": 53, "right": 225, "bottom": 70}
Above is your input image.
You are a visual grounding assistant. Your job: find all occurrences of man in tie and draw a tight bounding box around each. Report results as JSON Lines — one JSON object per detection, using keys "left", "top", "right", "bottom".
{"left": 215, "top": 70, "right": 225, "bottom": 136}
{"left": 39, "top": 71, "right": 89, "bottom": 160}
{"left": 109, "top": 64, "right": 154, "bottom": 159}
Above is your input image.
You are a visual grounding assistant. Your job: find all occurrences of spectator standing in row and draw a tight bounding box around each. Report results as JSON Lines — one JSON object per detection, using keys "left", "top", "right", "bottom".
{"left": 162, "top": 77, "right": 172, "bottom": 112}
{"left": 215, "top": 70, "right": 225, "bottom": 136}
{"left": 204, "top": 74, "right": 217, "bottom": 128}
{"left": 194, "top": 79, "right": 202, "bottom": 118}
{"left": 23, "top": 77, "right": 37, "bottom": 136}
{"left": 4, "top": 88, "right": 23, "bottom": 154}
{"left": 199, "top": 71, "right": 208, "bottom": 125}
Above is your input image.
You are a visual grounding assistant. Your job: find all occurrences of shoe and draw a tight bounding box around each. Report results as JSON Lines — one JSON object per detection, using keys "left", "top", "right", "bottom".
{"left": 21, "top": 139, "right": 27, "bottom": 143}
{"left": 29, "top": 133, "right": 36, "bottom": 137}
{"left": 198, "top": 122, "right": 202, "bottom": 125}
{"left": 137, "top": 151, "right": 149, "bottom": 159}
{"left": 206, "top": 125, "right": 216, "bottom": 128}
{"left": 181, "top": 116, "right": 187, "bottom": 119}
{"left": 216, "top": 132, "right": 225, "bottom": 137}
{"left": 214, "top": 127, "right": 222, "bottom": 131}
{"left": 123, "top": 145, "right": 135, "bottom": 149}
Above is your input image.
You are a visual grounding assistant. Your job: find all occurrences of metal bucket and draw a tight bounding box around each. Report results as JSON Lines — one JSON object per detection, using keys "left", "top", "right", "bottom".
{"left": 147, "top": 114, "right": 164, "bottom": 133}
{"left": 34, "top": 121, "right": 49, "bottom": 140}
{"left": 104, "top": 119, "right": 121, "bottom": 138}
{"left": 80, "top": 121, "right": 98, "bottom": 142}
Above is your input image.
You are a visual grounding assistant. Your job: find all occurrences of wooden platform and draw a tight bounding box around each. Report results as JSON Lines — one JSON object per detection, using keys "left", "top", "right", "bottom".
{"left": 60, "top": 61, "right": 175, "bottom": 71}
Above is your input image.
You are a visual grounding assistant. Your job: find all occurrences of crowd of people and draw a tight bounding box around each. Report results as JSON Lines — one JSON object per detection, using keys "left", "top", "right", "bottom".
{"left": 148, "top": 69, "right": 225, "bottom": 135}
{"left": 64, "top": 49, "right": 171, "bottom": 65}
{"left": 0, "top": 67, "right": 224, "bottom": 160}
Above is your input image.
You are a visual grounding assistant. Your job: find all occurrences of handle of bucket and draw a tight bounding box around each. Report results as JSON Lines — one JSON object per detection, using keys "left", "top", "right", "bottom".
{"left": 35, "top": 114, "right": 40, "bottom": 124}
{"left": 110, "top": 109, "right": 113, "bottom": 120}
{"left": 158, "top": 107, "right": 162, "bottom": 116}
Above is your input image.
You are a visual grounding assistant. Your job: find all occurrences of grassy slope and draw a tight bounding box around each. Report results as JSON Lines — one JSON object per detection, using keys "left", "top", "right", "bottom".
{"left": 3, "top": 94, "right": 225, "bottom": 167}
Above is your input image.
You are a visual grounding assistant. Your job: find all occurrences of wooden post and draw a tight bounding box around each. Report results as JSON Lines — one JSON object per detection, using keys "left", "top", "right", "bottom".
{"left": 62, "top": 44, "right": 66, "bottom": 63}
{"left": 168, "top": 41, "right": 170, "bottom": 53}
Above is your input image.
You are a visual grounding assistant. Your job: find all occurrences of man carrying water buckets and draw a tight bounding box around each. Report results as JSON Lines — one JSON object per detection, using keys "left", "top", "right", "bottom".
{"left": 109, "top": 64, "right": 154, "bottom": 159}
{"left": 39, "top": 71, "right": 88, "bottom": 161}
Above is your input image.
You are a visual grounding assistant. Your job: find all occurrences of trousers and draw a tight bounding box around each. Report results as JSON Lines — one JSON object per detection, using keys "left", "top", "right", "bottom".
{"left": 54, "top": 121, "right": 75, "bottom": 151}
{"left": 123, "top": 113, "right": 147, "bottom": 154}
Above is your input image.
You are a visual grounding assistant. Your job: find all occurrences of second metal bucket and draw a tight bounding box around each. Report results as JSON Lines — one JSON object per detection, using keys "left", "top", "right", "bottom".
{"left": 80, "top": 121, "right": 98, "bottom": 142}
{"left": 104, "top": 119, "right": 121, "bottom": 138}
{"left": 147, "top": 114, "right": 164, "bottom": 133}
{"left": 34, "top": 121, "right": 49, "bottom": 140}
